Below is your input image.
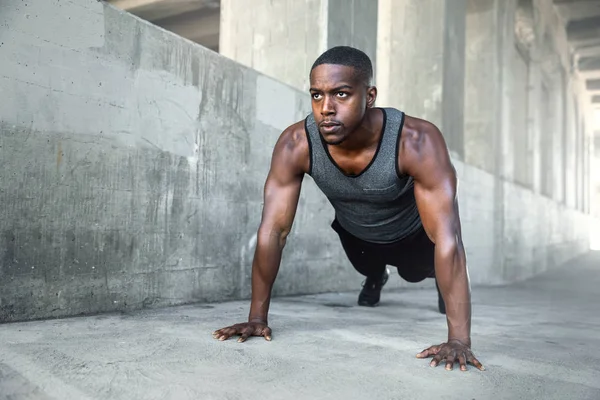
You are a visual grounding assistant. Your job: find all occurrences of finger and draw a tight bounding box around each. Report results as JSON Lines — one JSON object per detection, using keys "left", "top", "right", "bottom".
{"left": 471, "top": 357, "right": 485, "bottom": 371}
{"left": 238, "top": 332, "right": 250, "bottom": 343}
{"left": 445, "top": 352, "right": 456, "bottom": 371}
{"left": 416, "top": 349, "right": 431, "bottom": 358}
{"left": 213, "top": 330, "right": 230, "bottom": 338}
{"left": 416, "top": 346, "right": 439, "bottom": 358}
{"left": 262, "top": 326, "right": 272, "bottom": 341}
{"left": 458, "top": 353, "right": 468, "bottom": 371}
{"left": 212, "top": 328, "right": 227, "bottom": 337}
{"left": 468, "top": 355, "right": 485, "bottom": 371}
{"left": 218, "top": 327, "right": 238, "bottom": 341}
{"left": 238, "top": 327, "right": 254, "bottom": 343}
{"left": 430, "top": 353, "right": 444, "bottom": 368}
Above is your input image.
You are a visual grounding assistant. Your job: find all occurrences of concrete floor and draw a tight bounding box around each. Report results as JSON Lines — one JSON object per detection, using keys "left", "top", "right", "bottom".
{"left": 1, "top": 251, "right": 599, "bottom": 400}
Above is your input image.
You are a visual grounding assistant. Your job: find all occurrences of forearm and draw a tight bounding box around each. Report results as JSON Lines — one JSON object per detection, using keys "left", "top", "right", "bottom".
{"left": 434, "top": 239, "right": 471, "bottom": 345}
{"left": 248, "top": 229, "right": 286, "bottom": 324}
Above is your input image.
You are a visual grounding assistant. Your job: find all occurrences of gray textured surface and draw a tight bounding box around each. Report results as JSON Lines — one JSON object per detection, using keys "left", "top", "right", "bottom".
{"left": 464, "top": 0, "right": 591, "bottom": 211}
{"left": 0, "top": 0, "right": 592, "bottom": 323}
{"left": 465, "top": 0, "right": 499, "bottom": 174}
{"left": 220, "top": 0, "right": 378, "bottom": 91}
{"left": 219, "top": 0, "right": 325, "bottom": 92}
{"left": 306, "top": 108, "right": 422, "bottom": 243}
{"left": 0, "top": 251, "right": 599, "bottom": 400}
{"left": 327, "top": 0, "right": 378, "bottom": 80}
{"left": 376, "top": 0, "right": 466, "bottom": 157}
{"left": 0, "top": 0, "right": 355, "bottom": 322}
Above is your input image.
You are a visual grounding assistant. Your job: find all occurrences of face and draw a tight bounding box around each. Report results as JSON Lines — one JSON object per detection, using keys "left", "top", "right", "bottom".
{"left": 309, "top": 64, "right": 377, "bottom": 145}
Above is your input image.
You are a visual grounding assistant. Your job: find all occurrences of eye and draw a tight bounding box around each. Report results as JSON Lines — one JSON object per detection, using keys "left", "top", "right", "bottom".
{"left": 312, "top": 93, "right": 322, "bottom": 100}
{"left": 337, "top": 92, "right": 348, "bottom": 98}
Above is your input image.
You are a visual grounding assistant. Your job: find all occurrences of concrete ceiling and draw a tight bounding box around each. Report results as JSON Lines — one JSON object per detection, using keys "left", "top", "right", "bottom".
{"left": 108, "top": 0, "right": 221, "bottom": 51}
{"left": 554, "top": 0, "right": 600, "bottom": 110}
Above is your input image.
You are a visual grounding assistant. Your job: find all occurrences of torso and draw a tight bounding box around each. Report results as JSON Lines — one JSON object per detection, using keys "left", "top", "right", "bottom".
{"left": 301, "top": 107, "right": 423, "bottom": 243}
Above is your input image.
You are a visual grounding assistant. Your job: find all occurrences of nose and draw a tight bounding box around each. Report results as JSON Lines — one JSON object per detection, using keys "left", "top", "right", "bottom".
{"left": 321, "top": 95, "right": 335, "bottom": 116}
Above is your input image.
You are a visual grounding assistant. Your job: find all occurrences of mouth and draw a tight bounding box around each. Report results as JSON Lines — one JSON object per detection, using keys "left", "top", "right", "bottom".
{"left": 320, "top": 122, "right": 341, "bottom": 133}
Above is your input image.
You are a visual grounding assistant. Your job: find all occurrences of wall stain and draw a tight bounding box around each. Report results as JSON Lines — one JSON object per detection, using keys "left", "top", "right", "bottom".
{"left": 57, "top": 141, "right": 63, "bottom": 170}
{"left": 2, "top": 230, "right": 16, "bottom": 271}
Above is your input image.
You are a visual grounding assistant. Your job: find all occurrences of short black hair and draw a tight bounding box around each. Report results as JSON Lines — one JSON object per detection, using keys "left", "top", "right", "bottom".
{"left": 310, "top": 46, "right": 373, "bottom": 85}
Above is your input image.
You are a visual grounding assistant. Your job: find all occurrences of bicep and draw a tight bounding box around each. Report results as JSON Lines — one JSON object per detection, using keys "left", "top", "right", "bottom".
{"left": 407, "top": 124, "right": 460, "bottom": 244}
{"left": 258, "top": 132, "right": 305, "bottom": 237}
{"left": 260, "top": 169, "right": 303, "bottom": 236}
{"left": 414, "top": 173, "right": 458, "bottom": 245}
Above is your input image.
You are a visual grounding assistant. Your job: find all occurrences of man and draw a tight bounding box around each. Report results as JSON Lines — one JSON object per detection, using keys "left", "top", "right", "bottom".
{"left": 213, "top": 46, "right": 484, "bottom": 372}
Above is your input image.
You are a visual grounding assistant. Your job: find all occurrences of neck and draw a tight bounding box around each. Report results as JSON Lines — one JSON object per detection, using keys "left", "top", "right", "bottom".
{"left": 335, "top": 108, "right": 381, "bottom": 152}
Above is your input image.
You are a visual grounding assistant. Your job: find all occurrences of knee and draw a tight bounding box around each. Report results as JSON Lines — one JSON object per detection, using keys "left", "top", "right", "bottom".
{"left": 397, "top": 266, "right": 432, "bottom": 283}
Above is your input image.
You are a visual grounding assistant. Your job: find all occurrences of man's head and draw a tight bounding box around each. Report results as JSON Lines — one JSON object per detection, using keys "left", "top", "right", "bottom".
{"left": 309, "top": 46, "right": 377, "bottom": 145}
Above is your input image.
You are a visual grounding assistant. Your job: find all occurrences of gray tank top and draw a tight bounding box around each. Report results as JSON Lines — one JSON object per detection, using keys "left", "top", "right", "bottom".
{"left": 304, "top": 107, "right": 422, "bottom": 244}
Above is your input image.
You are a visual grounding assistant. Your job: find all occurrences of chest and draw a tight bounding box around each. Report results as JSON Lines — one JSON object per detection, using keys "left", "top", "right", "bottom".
{"left": 312, "top": 161, "right": 409, "bottom": 204}
{"left": 326, "top": 146, "right": 378, "bottom": 177}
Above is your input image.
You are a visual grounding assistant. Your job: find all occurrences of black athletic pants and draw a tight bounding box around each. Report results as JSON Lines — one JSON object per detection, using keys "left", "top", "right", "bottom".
{"left": 331, "top": 218, "right": 436, "bottom": 283}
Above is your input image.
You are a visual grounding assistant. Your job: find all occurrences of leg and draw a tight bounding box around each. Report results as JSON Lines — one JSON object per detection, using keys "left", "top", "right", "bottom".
{"left": 331, "top": 219, "right": 389, "bottom": 306}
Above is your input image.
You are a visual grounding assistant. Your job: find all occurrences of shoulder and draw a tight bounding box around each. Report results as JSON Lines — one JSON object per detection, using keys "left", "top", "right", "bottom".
{"left": 400, "top": 115, "right": 445, "bottom": 158}
{"left": 271, "top": 120, "right": 310, "bottom": 175}
{"left": 397, "top": 115, "right": 454, "bottom": 181}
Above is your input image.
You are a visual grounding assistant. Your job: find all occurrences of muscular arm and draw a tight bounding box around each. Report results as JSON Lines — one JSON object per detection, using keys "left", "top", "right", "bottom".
{"left": 248, "top": 126, "right": 307, "bottom": 324}
{"left": 400, "top": 118, "right": 471, "bottom": 345}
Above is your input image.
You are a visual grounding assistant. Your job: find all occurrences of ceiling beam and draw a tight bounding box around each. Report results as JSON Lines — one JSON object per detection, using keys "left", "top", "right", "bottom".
{"left": 553, "top": 0, "right": 597, "bottom": 3}
{"left": 567, "top": 15, "right": 600, "bottom": 42}
{"left": 153, "top": 8, "right": 220, "bottom": 49}
{"left": 580, "top": 70, "right": 600, "bottom": 85}
{"left": 588, "top": 79, "right": 600, "bottom": 90}
{"left": 579, "top": 55, "right": 600, "bottom": 71}
{"left": 109, "top": 0, "right": 219, "bottom": 22}
{"left": 574, "top": 42, "right": 600, "bottom": 57}
{"left": 110, "top": 0, "right": 163, "bottom": 9}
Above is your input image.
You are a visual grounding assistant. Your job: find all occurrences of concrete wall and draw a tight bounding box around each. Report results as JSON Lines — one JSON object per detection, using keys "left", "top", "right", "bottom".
{"left": 460, "top": 0, "right": 592, "bottom": 281}
{"left": 455, "top": 160, "right": 590, "bottom": 284}
{"left": 464, "top": 0, "right": 500, "bottom": 173}
{"left": 219, "top": 0, "right": 325, "bottom": 92}
{"left": 375, "top": 0, "right": 590, "bottom": 283}
{"left": 0, "top": 0, "right": 592, "bottom": 323}
{"left": 465, "top": 0, "right": 592, "bottom": 209}
{"left": 219, "top": 0, "right": 378, "bottom": 92}
{"left": 326, "top": 0, "right": 378, "bottom": 81}
{"left": 0, "top": 0, "right": 359, "bottom": 322}
{"left": 376, "top": 0, "right": 466, "bottom": 157}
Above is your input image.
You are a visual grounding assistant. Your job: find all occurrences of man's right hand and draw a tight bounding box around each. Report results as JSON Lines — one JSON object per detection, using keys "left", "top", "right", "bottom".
{"left": 211, "top": 125, "right": 305, "bottom": 346}
{"left": 212, "top": 321, "right": 272, "bottom": 343}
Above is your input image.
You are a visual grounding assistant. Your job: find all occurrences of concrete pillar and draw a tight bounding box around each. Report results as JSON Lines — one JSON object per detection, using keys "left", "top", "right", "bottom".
{"left": 576, "top": 118, "right": 584, "bottom": 210}
{"left": 376, "top": 0, "right": 466, "bottom": 158}
{"left": 564, "top": 86, "right": 578, "bottom": 209}
{"left": 552, "top": 74, "right": 567, "bottom": 203}
{"left": 593, "top": 134, "right": 600, "bottom": 217}
{"left": 461, "top": 0, "right": 512, "bottom": 279}
{"left": 463, "top": 0, "right": 503, "bottom": 174}
{"left": 584, "top": 130, "right": 592, "bottom": 213}
{"left": 464, "top": 0, "right": 536, "bottom": 184}
{"left": 219, "top": 0, "right": 378, "bottom": 92}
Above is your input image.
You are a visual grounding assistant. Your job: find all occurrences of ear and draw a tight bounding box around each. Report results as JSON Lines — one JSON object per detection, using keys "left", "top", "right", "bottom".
{"left": 366, "top": 86, "right": 377, "bottom": 108}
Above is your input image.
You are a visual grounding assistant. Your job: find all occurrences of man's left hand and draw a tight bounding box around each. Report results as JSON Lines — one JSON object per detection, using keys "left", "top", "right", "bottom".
{"left": 416, "top": 340, "right": 485, "bottom": 371}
